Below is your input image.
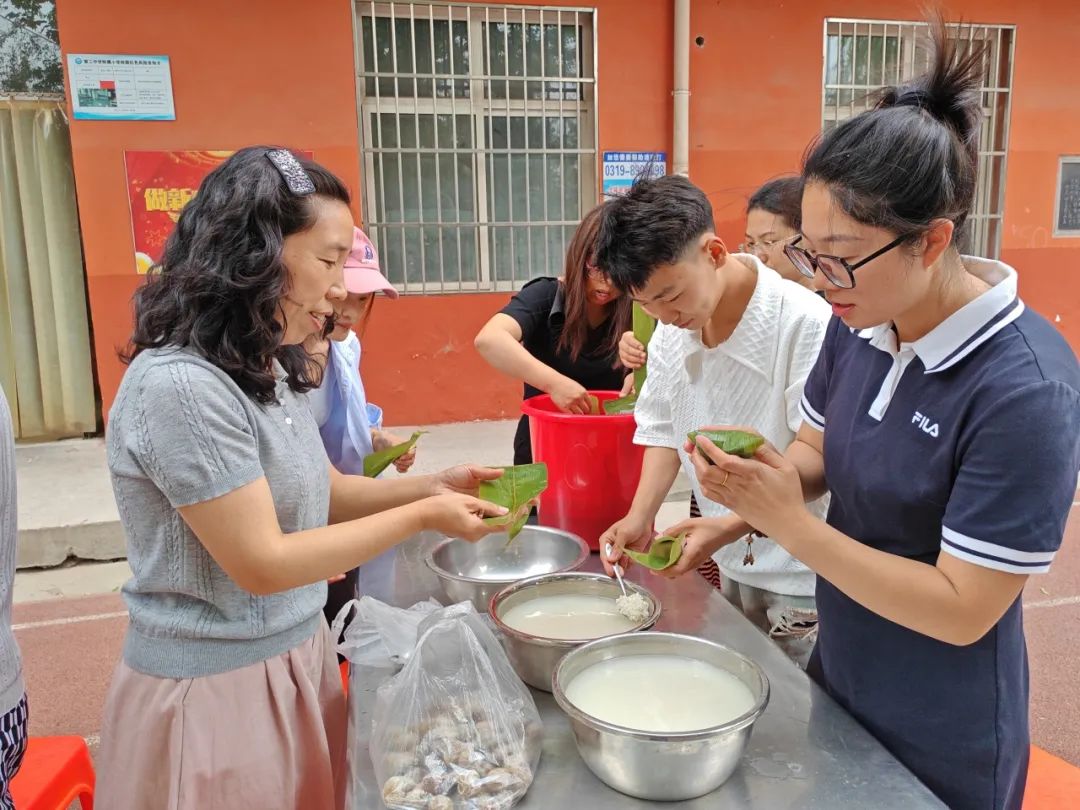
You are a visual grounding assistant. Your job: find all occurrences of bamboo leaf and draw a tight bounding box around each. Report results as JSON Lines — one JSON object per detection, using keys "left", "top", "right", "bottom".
{"left": 625, "top": 533, "right": 684, "bottom": 570}
{"left": 479, "top": 463, "right": 549, "bottom": 542}
{"left": 687, "top": 429, "right": 765, "bottom": 464}
{"left": 632, "top": 302, "right": 657, "bottom": 395}
{"left": 602, "top": 394, "right": 637, "bottom": 415}
{"left": 363, "top": 431, "right": 425, "bottom": 478}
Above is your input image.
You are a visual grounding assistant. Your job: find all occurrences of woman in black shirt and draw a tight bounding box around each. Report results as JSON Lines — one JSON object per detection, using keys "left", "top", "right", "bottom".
{"left": 475, "top": 204, "right": 631, "bottom": 464}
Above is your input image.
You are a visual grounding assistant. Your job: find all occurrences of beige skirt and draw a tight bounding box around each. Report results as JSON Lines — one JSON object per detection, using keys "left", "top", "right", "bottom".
{"left": 96, "top": 618, "right": 347, "bottom": 810}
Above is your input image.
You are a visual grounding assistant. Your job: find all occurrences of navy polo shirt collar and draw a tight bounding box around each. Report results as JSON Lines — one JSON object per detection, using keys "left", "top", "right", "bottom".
{"left": 855, "top": 257, "right": 1024, "bottom": 373}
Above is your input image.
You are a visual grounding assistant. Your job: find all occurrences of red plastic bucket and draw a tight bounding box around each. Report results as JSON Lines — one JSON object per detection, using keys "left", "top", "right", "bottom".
{"left": 522, "top": 391, "right": 645, "bottom": 552}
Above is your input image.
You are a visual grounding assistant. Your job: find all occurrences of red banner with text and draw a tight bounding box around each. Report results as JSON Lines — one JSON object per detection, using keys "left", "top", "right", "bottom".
{"left": 124, "top": 150, "right": 312, "bottom": 274}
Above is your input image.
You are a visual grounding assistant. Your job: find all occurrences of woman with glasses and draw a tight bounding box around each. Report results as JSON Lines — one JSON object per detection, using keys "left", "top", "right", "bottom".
{"left": 687, "top": 24, "right": 1079, "bottom": 810}
{"left": 741, "top": 176, "right": 810, "bottom": 287}
{"left": 475, "top": 203, "right": 631, "bottom": 465}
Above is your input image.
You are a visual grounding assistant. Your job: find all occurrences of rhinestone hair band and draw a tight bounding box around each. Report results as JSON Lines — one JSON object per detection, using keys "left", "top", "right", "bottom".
{"left": 266, "top": 149, "right": 316, "bottom": 196}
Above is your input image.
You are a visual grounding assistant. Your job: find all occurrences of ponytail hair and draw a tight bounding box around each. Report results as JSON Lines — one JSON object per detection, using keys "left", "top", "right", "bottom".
{"left": 803, "top": 14, "right": 985, "bottom": 251}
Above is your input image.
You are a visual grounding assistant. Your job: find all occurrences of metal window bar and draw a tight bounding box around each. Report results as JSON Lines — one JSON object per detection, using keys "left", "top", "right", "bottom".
{"left": 500, "top": 6, "right": 515, "bottom": 285}
{"left": 387, "top": 6, "right": 409, "bottom": 291}
{"left": 822, "top": 19, "right": 1015, "bottom": 258}
{"left": 470, "top": 4, "right": 491, "bottom": 294}
{"left": 426, "top": 4, "right": 446, "bottom": 286}
{"left": 355, "top": 2, "right": 598, "bottom": 294}
{"left": 407, "top": 5, "right": 429, "bottom": 291}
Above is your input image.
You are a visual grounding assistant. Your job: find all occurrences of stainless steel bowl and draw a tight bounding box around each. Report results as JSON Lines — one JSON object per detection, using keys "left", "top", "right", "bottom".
{"left": 553, "top": 632, "right": 770, "bottom": 801}
{"left": 489, "top": 572, "right": 661, "bottom": 692}
{"left": 424, "top": 526, "right": 589, "bottom": 612}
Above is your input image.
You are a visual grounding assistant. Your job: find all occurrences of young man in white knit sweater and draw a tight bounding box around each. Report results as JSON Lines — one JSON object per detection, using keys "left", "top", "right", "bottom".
{"left": 597, "top": 174, "right": 829, "bottom": 666}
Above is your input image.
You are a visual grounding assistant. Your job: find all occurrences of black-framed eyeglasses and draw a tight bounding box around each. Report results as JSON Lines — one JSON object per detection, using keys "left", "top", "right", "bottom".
{"left": 783, "top": 233, "right": 909, "bottom": 289}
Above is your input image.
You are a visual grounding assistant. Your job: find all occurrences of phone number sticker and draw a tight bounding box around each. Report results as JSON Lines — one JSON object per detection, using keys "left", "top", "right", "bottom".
{"left": 602, "top": 151, "right": 667, "bottom": 197}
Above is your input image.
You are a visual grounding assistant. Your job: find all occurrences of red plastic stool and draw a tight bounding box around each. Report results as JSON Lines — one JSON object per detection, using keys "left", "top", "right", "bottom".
{"left": 10, "top": 736, "right": 94, "bottom": 810}
{"left": 1024, "top": 745, "right": 1080, "bottom": 809}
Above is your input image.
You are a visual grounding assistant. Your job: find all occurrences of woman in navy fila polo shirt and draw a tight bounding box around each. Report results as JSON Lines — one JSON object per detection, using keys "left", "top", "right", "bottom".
{"left": 683, "top": 21, "right": 1080, "bottom": 810}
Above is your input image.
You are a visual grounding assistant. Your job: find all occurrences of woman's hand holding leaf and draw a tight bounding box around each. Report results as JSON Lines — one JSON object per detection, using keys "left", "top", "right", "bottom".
{"left": 364, "top": 431, "right": 425, "bottom": 477}
{"left": 479, "top": 464, "right": 548, "bottom": 542}
{"left": 690, "top": 435, "right": 806, "bottom": 540}
{"left": 420, "top": 493, "right": 508, "bottom": 542}
{"left": 549, "top": 376, "right": 592, "bottom": 414}
{"left": 618, "top": 331, "right": 646, "bottom": 370}
{"left": 373, "top": 430, "right": 418, "bottom": 473}
{"left": 431, "top": 465, "right": 504, "bottom": 498}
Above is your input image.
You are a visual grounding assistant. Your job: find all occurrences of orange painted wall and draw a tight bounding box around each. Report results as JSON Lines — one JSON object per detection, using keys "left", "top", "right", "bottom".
{"left": 58, "top": 0, "right": 1078, "bottom": 428}
{"left": 690, "top": 0, "right": 1080, "bottom": 346}
{"left": 56, "top": 0, "right": 362, "bottom": 421}
{"left": 56, "top": 0, "right": 671, "bottom": 426}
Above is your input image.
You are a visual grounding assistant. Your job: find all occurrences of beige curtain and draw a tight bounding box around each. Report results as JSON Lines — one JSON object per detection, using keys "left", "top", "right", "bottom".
{"left": 0, "top": 96, "right": 96, "bottom": 440}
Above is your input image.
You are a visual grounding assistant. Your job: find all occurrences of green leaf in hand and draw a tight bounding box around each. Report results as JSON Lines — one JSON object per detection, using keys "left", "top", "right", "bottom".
{"left": 687, "top": 429, "right": 765, "bottom": 465}
{"left": 602, "top": 394, "right": 637, "bottom": 415}
{"left": 624, "top": 533, "right": 684, "bottom": 570}
{"left": 632, "top": 302, "right": 657, "bottom": 396}
{"left": 363, "top": 431, "right": 425, "bottom": 478}
{"left": 479, "top": 463, "right": 548, "bottom": 542}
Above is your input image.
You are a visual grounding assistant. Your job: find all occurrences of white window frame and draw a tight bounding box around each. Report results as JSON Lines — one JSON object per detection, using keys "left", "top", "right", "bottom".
{"left": 352, "top": 2, "right": 599, "bottom": 294}
{"left": 821, "top": 19, "right": 1016, "bottom": 259}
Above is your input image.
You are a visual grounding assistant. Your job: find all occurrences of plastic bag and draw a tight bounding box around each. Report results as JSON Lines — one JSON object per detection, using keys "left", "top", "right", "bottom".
{"left": 333, "top": 595, "right": 442, "bottom": 671}
{"left": 334, "top": 594, "right": 443, "bottom": 755}
{"left": 372, "top": 602, "right": 543, "bottom": 810}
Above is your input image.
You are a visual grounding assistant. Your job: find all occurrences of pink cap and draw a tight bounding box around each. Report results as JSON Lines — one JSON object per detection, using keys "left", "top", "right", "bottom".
{"left": 343, "top": 228, "right": 399, "bottom": 298}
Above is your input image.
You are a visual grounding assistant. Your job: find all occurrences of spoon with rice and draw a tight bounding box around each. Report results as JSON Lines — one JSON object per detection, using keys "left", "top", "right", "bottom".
{"left": 605, "top": 542, "right": 652, "bottom": 623}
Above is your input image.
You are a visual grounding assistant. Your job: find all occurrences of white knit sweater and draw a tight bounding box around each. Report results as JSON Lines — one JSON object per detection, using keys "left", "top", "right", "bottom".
{"left": 634, "top": 256, "right": 831, "bottom": 597}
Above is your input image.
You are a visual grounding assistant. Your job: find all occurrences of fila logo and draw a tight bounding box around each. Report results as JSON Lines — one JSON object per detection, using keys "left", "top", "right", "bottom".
{"left": 912, "top": 411, "right": 940, "bottom": 437}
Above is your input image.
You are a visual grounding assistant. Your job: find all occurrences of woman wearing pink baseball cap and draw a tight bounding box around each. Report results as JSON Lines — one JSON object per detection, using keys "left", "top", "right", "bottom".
{"left": 303, "top": 227, "right": 416, "bottom": 635}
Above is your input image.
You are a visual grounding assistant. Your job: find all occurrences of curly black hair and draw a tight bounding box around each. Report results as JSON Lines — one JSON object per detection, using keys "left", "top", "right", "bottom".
{"left": 123, "top": 146, "right": 351, "bottom": 404}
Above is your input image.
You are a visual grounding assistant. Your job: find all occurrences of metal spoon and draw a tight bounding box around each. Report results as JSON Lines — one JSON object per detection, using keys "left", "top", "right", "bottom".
{"left": 604, "top": 542, "right": 629, "bottom": 598}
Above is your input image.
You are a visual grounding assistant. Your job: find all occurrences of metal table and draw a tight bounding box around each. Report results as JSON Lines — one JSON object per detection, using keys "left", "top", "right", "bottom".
{"left": 347, "top": 533, "right": 944, "bottom": 809}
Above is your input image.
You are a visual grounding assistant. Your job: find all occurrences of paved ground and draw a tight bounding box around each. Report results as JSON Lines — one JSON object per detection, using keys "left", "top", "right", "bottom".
{"left": 9, "top": 424, "right": 1079, "bottom": 771}
{"left": 13, "top": 500, "right": 1080, "bottom": 769}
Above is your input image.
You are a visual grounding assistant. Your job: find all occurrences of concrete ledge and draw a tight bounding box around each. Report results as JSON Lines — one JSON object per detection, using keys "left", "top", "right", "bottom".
{"left": 17, "top": 523, "right": 127, "bottom": 569}
{"left": 16, "top": 438, "right": 124, "bottom": 570}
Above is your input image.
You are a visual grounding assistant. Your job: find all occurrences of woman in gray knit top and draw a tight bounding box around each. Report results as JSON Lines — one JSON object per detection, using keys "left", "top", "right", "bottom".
{"left": 97, "top": 148, "right": 507, "bottom": 809}
{"left": 0, "top": 387, "right": 27, "bottom": 808}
